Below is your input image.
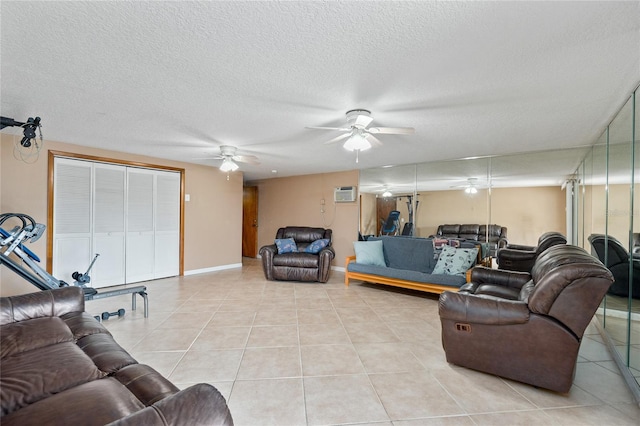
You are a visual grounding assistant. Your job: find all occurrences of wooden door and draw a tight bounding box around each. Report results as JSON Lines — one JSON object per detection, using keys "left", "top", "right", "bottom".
{"left": 242, "top": 186, "right": 259, "bottom": 257}
{"left": 376, "top": 197, "right": 397, "bottom": 236}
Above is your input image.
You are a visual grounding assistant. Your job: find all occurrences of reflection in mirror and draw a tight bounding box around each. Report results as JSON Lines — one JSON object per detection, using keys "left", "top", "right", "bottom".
{"left": 603, "top": 96, "right": 633, "bottom": 370}
{"left": 359, "top": 164, "right": 416, "bottom": 239}
{"left": 578, "top": 91, "right": 639, "bottom": 391}
{"left": 633, "top": 92, "right": 639, "bottom": 381}
{"left": 359, "top": 147, "right": 591, "bottom": 247}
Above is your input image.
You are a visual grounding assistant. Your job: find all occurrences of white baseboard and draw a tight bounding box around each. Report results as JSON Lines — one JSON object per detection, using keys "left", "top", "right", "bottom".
{"left": 332, "top": 265, "right": 345, "bottom": 273}
{"left": 184, "top": 263, "right": 243, "bottom": 276}
{"left": 596, "top": 307, "right": 640, "bottom": 322}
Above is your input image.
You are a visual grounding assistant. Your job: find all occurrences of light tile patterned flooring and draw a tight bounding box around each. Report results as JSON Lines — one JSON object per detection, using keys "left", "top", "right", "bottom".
{"left": 86, "top": 258, "right": 640, "bottom": 425}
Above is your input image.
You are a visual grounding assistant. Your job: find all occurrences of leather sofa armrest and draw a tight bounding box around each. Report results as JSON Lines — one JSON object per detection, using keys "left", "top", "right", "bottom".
{"left": 497, "top": 237, "right": 509, "bottom": 249}
{"left": 498, "top": 248, "right": 537, "bottom": 261}
{"left": 0, "top": 286, "right": 85, "bottom": 325}
{"left": 318, "top": 247, "right": 335, "bottom": 283}
{"left": 107, "top": 383, "right": 233, "bottom": 426}
{"left": 470, "top": 266, "right": 531, "bottom": 289}
{"left": 439, "top": 291, "right": 530, "bottom": 325}
{"left": 259, "top": 244, "right": 277, "bottom": 280}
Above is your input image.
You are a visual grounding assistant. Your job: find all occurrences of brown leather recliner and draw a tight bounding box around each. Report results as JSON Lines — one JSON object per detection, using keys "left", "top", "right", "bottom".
{"left": 439, "top": 244, "right": 613, "bottom": 393}
{"left": 259, "top": 226, "right": 335, "bottom": 283}
{"left": 496, "top": 231, "right": 567, "bottom": 272}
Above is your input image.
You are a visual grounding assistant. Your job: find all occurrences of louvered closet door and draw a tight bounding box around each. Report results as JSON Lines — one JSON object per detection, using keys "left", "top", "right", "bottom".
{"left": 92, "top": 163, "right": 126, "bottom": 288}
{"left": 126, "top": 168, "right": 155, "bottom": 283}
{"left": 53, "top": 158, "right": 93, "bottom": 284}
{"left": 154, "top": 171, "right": 180, "bottom": 278}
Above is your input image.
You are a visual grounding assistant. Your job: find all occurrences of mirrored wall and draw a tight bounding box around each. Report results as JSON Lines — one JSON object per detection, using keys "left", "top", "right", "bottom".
{"left": 358, "top": 86, "right": 640, "bottom": 397}
{"left": 576, "top": 87, "right": 639, "bottom": 394}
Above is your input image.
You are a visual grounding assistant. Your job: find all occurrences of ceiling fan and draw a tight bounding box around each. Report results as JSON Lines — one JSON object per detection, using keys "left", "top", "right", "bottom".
{"left": 306, "top": 109, "right": 415, "bottom": 162}
{"left": 450, "top": 178, "right": 486, "bottom": 194}
{"left": 204, "top": 145, "right": 260, "bottom": 172}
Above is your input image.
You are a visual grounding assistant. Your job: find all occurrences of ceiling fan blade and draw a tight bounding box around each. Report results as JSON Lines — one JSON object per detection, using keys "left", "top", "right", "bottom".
{"left": 233, "top": 154, "right": 260, "bottom": 165}
{"left": 323, "top": 133, "right": 351, "bottom": 145}
{"left": 194, "top": 155, "right": 224, "bottom": 160}
{"left": 354, "top": 115, "right": 374, "bottom": 128}
{"left": 368, "top": 126, "right": 416, "bottom": 135}
{"left": 306, "top": 126, "right": 351, "bottom": 132}
{"left": 364, "top": 133, "right": 383, "bottom": 147}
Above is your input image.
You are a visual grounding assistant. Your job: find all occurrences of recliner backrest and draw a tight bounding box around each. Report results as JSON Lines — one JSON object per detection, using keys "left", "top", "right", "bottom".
{"left": 535, "top": 232, "right": 567, "bottom": 256}
{"left": 276, "top": 227, "right": 332, "bottom": 244}
{"left": 437, "top": 224, "right": 460, "bottom": 238}
{"left": 528, "top": 244, "right": 613, "bottom": 337}
{"left": 588, "top": 234, "right": 629, "bottom": 267}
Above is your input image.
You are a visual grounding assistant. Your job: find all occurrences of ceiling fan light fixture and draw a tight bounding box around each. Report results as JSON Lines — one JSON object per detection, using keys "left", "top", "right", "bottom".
{"left": 465, "top": 186, "right": 478, "bottom": 194}
{"left": 220, "top": 157, "right": 239, "bottom": 172}
{"left": 382, "top": 190, "right": 392, "bottom": 197}
{"left": 343, "top": 132, "right": 371, "bottom": 152}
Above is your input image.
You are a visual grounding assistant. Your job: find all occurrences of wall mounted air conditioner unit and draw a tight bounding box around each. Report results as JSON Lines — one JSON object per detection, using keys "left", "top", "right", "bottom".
{"left": 334, "top": 186, "right": 357, "bottom": 203}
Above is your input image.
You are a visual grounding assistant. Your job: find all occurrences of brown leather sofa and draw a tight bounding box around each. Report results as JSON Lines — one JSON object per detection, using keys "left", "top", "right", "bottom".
{"left": 439, "top": 244, "right": 613, "bottom": 393}
{"left": 432, "top": 224, "right": 508, "bottom": 256}
{"left": 259, "top": 226, "right": 335, "bottom": 282}
{"left": 0, "top": 287, "right": 233, "bottom": 426}
{"left": 496, "top": 231, "right": 567, "bottom": 272}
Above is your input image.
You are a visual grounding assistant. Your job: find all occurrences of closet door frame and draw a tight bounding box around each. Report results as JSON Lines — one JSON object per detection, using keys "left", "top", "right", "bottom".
{"left": 47, "top": 150, "right": 185, "bottom": 278}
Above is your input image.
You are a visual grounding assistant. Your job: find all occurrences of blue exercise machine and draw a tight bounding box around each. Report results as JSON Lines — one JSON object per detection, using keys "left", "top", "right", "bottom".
{"left": 0, "top": 212, "right": 148, "bottom": 320}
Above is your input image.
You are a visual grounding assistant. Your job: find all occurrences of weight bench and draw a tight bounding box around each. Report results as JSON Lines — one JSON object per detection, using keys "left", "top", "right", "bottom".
{"left": 0, "top": 212, "right": 149, "bottom": 320}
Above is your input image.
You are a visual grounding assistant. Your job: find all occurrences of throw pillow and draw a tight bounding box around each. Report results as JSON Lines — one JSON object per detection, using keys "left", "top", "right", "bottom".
{"left": 305, "top": 238, "right": 330, "bottom": 254}
{"left": 432, "top": 245, "right": 478, "bottom": 275}
{"left": 275, "top": 238, "right": 298, "bottom": 254}
{"left": 353, "top": 240, "right": 386, "bottom": 267}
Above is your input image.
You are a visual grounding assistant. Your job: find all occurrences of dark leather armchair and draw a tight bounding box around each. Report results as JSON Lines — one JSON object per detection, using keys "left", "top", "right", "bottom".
{"left": 496, "top": 231, "right": 567, "bottom": 272}
{"left": 439, "top": 245, "right": 613, "bottom": 393}
{"left": 259, "top": 226, "right": 335, "bottom": 283}
{"left": 588, "top": 234, "right": 640, "bottom": 299}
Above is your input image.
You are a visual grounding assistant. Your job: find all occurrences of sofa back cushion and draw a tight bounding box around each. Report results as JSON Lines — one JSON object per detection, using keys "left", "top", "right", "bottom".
{"left": 1, "top": 340, "right": 105, "bottom": 416}
{"left": 437, "top": 224, "right": 460, "bottom": 239}
{"left": 458, "top": 224, "right": 480, "bottom": 241}
{"left": 478, "top": 225, "right": 507, "bottom": 243}
{"left": 370, "top": 236, "right": 435, "bottom": 273}
{"left": 276, "top": 227, "right": 331, "bottom": 244}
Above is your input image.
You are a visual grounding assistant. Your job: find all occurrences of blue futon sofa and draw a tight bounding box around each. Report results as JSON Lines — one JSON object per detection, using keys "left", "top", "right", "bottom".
{"left": 345, "top": 236, "right": 478, "bottom": 294}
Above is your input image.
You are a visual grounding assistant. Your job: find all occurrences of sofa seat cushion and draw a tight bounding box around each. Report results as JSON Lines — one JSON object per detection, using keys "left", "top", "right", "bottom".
{"left": 77, "top": 333, "right": 138, "bottom": 374}
{"left": 1, "top": 340, "right": 106, "bottom": 416}
{"left": 347, "top": 263, "right": 467, "bottom": 287}
{"left": 1, "top": 377, "right": 145, "bottom": 426}
{"left": 273, "top": 252, "right": 319, "bottom": 268}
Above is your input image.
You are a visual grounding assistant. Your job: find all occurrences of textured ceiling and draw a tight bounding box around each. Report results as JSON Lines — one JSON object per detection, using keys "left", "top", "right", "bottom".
{"left": 1, "top": 1, "right": 639, "bottom": 183}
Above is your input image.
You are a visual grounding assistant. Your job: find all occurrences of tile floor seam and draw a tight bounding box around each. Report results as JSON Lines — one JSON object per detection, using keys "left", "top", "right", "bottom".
{"left": 164, "top": 306, "right": 222, "bottom": 379}
{"left": 89, "top": 260, "right": 640, "bottom": 425}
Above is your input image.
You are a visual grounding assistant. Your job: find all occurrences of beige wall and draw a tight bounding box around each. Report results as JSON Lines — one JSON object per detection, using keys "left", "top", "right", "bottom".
{"left": 1, "top": 134, "right": 242, "bottom": 296}
{"left": 249, "top": 171, "right": 359, "bottom": 268}
{"left": 411, "top": 186, "right": 566, "bottom": 246}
